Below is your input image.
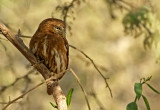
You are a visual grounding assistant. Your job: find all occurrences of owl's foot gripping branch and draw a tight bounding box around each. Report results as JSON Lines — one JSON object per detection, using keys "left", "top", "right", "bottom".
{"left": 0, "top": 22, "right": 68, "bottom": 110}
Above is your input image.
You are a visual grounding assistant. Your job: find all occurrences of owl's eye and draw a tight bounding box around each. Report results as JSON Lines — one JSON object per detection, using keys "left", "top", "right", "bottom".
{"left": 54, "top": 26, "right": 61, "bottom": 31}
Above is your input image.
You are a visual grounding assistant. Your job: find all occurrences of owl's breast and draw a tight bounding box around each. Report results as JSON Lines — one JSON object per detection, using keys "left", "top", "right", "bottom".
{"left": 30, "top": 34, "right": 68, "bottom": 75}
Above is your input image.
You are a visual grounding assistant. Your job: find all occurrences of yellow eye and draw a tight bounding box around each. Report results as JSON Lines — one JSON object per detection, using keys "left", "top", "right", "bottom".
{"left": 54, "top": 26, "right": 61, "bottom": 31}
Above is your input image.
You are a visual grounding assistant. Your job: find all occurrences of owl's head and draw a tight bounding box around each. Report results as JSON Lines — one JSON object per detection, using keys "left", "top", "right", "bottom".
{"left": 38, "top": 18, "right": 66, "bottom": 37}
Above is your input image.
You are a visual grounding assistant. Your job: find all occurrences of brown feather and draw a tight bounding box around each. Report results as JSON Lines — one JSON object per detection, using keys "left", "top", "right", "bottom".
{"left": 29, "top": 18, "right": 69, "bottom": 95}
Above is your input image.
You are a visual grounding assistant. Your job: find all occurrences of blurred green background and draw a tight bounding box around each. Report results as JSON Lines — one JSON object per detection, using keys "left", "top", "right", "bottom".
{"left": 0, "top": 0, "right": 160, "bottom": 110}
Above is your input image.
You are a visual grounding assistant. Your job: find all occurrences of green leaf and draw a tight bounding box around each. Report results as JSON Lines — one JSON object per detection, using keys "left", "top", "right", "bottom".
{"left": 134, "top": 83, "right": 142, "bottom": 99}
{"left": 50, "top": 102, "right": 57, "bottom": 108}
{"left": 126, "top": 102, "right": 138, "bottom": 110}
{"left": 66, "top": 88, "right": 74, "bottom": 108}
{"left": 142, "top": 95, "right": 150, "bottom": 110}
{"left": 147, "top": 83, "right": 160, "bottom": 94}
{"left": 146, "top": 76, "right": 152, "bottom": 81}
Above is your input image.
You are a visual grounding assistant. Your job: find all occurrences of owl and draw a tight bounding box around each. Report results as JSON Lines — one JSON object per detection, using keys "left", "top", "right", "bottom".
{"left": 29, "top": 18, "right": 69, "bottom": 95}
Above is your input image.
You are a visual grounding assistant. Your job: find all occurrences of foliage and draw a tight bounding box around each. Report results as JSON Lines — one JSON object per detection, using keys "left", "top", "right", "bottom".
{"left": 66, "top": 88, "right": 74, "bottom": 108}
{"left": 122, "top": 6, "right": 160, "bottom": 50}
{"left": 50, "top": 88, "right": 74, "bottom": 109}
{"left": 134, "top": 83, "right": 142, "bottom": 100}
{"left": 126, "top": 76, "right": 160, "bottom": 110}
{"left": 1, "top": 0, "right": 160, "bottom": 110}
{"left": 123, "top": 7, "right": 151, "bottom": 32}
{"left": 50, "top": 102, "right": 57, "bottom": 109}
{"left": 126, "top": 102, "right": 138, "bottom": 110}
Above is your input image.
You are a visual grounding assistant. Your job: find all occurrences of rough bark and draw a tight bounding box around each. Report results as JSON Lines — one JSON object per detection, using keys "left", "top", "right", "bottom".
{"left": 0, "top": 22, "right": 67, "bottom": 110}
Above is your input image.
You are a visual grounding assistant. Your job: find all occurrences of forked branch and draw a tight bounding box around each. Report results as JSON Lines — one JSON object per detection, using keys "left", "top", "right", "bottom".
{"left": 15, "top": 31, "right": 113, "bottom": 97}
{"left": 69, "top": 45, "right": 113, "bottom": 97}
{"left": 0, "top": 22, "right": 67, "bottom": 110}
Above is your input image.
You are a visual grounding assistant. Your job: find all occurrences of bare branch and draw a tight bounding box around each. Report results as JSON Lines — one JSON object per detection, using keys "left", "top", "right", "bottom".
{"left": 16, "top": 32, "right": 113, "bottom": 97}
{"left": 56, "top": 0, "right": 81, "bottom": 23}
{"left": 2, "top": 69, "right": 69, "bottom": 110}
{"left": 2, "top": 82, "right": 44, "bottom": 110}
{"left": 105, "top": 0, "right": 134, "bottom": 15}
{"left": 14, "top": 32, "right": 113, "bottom": 97}
{"left": 70, "top": 69, "right": 91, "bottom": 110}
{"left": 55, "top": 0, "right": 84, "bottom": 35}
{"left": 0, "top": 22, "right": 67, "bottom": 110}
{"left": 15, "top": 31, "right": 32, "bottom": 38}
{"left": 69, "top": 45, "right": 113, "bottom": 97}
{"left": 0, "top": 69, "right": 35, "bottom": 94}
{"left": 0, "top": 102, "right": 20, "bottom": 104}
{"left": 76, "top": 54, "right": 108, "bottom": 73}
{"left": 117, "top": 0, "right": 135, "bottom": 9}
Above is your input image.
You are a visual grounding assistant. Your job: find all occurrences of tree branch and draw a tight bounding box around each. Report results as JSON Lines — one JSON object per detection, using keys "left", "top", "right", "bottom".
{"left": 70, "top": 69, "right": 91, "bottom": 110}
{"left": 2, "top": 82, "right": 44, "bottom": 110}
{"left": 1, "top": 69, "right": 69, "bottom": 110}
{"left": 69, "top": 45, "right": 113, "bottom": 97}
{"left": 0, "top": 69, "right": 35, "bottom": 94}
{"left": 16, "top": 32, "right": 113, "bottom": 97}
{"left": 14, "top": 32, "right": 113, "bottom": 97}
{"left": 0, "top": 22, "right": 67, "bottom": 110}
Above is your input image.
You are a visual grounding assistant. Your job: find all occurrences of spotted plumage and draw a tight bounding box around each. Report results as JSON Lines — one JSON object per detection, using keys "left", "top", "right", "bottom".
{"left": 29, "top": 18, "right": 69, "bottom": 95}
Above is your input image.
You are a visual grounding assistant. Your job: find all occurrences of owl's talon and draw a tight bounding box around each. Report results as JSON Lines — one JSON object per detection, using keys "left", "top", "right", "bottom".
{"left": 49, "top": 72, "right": 57, "bottom": 81}
{"left": 50, "top": 72, "right": 54, "bottom": 76}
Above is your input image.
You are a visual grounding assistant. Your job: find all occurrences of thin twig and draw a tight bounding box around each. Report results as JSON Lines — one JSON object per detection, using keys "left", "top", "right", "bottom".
{"left": 15, "top": 30, "right": 31, "bottom": 38}
{"left": 118, "top": 0, "right": 135, "bottom": 9}
{"left": 0, "top": 69, "right": 35, "bottom": 93}
{"left": 2, "top": 69, "right": 69, "bottom": 110}
{"left": 2, "top": 82, "right": 44, "bottom": 110}
{"left": 0, "top": 102, "right": 20, "bottom": 104}
{"left": 63, "top": 0, "right": 77, "bottom": 23}
{"left": 14, "top": 33, "right": 113, "bottom": 97}
{"left": 76, "top": 55, "right": 108, "bottom": 73}
{"left": 69, "top": 45, "right": 113, "bottom": 97}
{"left": 70, "top": 68, "right": 91, "bottom": 110}
{"left": 56, "top": 0, "right": 84, "bottom": 34}
{"left": 17, "top": 33, "right": 113, "bottom": 97}
{"left": 116, "top": 1, "right": 131, "bottom": 11}
{"left": 56, "top": 0, "right": 81, "bottom": 23}
{"left": 0, "top": 22, "right": 67, "bottom": 110}
{"left": 17, "top": 34, "right": 32, "bottom": 38}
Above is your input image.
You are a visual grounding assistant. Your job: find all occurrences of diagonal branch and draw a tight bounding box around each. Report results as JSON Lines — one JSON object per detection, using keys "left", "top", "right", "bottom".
{"left": 14, "top": 32, "right": 113, "bottom": 97}
{"left": 0, "top": 102, "right": 20, "bottom": 104}
{"left": 69, "top": 45, "right": 113, "bottom": 97}
{"left": 2, "top": 82, "right": 44, "bottom": 110}
{"left": 70, "top": 69, "right": 91, "bottom": 110}
{"left": 2, "top": 69, "right": 69, "bottom": 110}
{"left": 0, "top": 22, "right": 67, "bottom": 110}
{"left": 0, "top": 69, "right": 35, "bottom": 94}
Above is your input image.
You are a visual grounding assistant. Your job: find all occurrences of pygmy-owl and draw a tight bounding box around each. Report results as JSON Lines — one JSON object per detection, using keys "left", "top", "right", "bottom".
{"left": 29, "top": 18, "right": 69, "bottom": 95}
